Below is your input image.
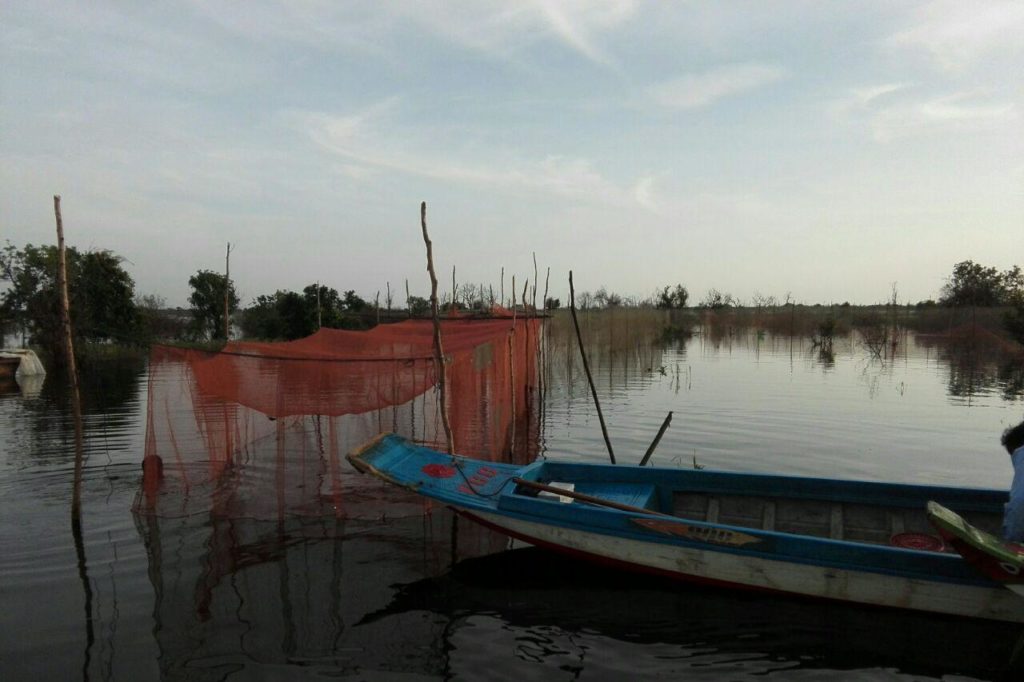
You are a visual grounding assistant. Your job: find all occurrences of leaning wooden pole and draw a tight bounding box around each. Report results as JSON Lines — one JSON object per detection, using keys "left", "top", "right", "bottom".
{"left": 570, "top": 270, "right": 616, "bottom": 464}
{"left": 420, "top": 202, "right": 455, "bottom": 455}
{"left": 639, "top": 411, "right": 673, "bottom": 466}
{"left": 55, "top": 195, "right": 96, "bottom": 669}
{"left": 55, "top": 196, "right": 87, "bottom": 520}
{"left": 532, "top": 252, "right": 538, "bottom": 313}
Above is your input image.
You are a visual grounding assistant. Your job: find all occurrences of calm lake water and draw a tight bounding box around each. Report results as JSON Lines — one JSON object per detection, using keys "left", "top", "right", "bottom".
{"left": 2, "top": 327, "right": 1024, "bottom": 681}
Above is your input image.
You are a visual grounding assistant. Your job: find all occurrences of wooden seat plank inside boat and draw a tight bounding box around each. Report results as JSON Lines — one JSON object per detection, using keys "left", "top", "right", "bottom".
{"left": 672, "top": 492, "right": 1004, "bottom": 545}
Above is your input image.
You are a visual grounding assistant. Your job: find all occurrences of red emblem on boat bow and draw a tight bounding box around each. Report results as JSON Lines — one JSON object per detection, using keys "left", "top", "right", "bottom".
{"left": 422, "top": 463, "right": 457, "bottom": 479}
{"left": 890, "top": 532, "right": 946, "bottom": 553}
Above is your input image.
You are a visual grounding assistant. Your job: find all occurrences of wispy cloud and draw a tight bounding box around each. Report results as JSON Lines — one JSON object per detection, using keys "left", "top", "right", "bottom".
{"left": 848, "top": 83, "right": 909, "bottom": 109}
{"left": 647, "top": 63, "right": 787, "bottom": 110}
{"left": 530, "top": 0, "right": 637, "bottom": 65}
{"left": 889, "top": 0, "right": 1024, "bottom": 71}
{"left": 833, "top": 85, "right": 1017, "bottom": 141}
{"left": 632, "top": 176, "right": 657, "bottom": 211}
{"left": 189, "top": 0, "right": 637, "bottom": 66}
{"left": 295, "top": 102, "right": 648, "bottom": 207}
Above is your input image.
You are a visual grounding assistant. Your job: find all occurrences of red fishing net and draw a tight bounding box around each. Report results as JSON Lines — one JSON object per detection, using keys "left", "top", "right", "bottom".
{"left": 136, "top": 315, "right": 542, "bottom": 519}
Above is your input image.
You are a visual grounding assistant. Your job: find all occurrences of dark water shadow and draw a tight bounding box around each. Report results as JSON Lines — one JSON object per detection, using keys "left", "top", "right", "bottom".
{"left": 362, "top": 546, "right": 1024, "bottom": 681}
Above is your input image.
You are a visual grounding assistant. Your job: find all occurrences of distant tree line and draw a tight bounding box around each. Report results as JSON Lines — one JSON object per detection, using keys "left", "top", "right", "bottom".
{"left": 239, "top": 285, "right": 372, "bottom": 340}
{"left": 3, "top": 238, "right": 1022, "bottom": 357}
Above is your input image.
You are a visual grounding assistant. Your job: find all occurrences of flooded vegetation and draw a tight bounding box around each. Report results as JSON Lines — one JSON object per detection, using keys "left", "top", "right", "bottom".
{"left": 2, "top": 319, "right": 1024, "bottom": 680}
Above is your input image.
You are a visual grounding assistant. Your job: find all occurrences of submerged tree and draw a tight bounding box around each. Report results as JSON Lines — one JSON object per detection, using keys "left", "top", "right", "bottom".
{"left": 940, "top": 260, "right": 1011, "bottom": 307}
{"left": 188, "top": 270, "right": 238, "bottom": 341}
{"left": 656, "top": 284, "right": 689, "bottom": 309}
{"left": 136, "top": 294, "right": 187, "bottom": 342}
{"left": 1, "top": 241, "right": 140, "bottom": 362}
{"left": 939, "top": 260, "right": 1023, "bottom": 344}
{"left": 239, "top": 284, "right": 374, "bottom": 339}
{"left": 698, "top": 288, "right": 736, "bottom": 310}
{"left": 406, "top": 295, "right": 429, "bottom": 317}
{"left": 594, "top": 286, "right": 622, "bottom": 308}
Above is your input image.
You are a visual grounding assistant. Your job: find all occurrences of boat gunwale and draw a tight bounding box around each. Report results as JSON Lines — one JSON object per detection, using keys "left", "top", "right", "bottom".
{"left": 347, "top": 434, "right": 1006, "bottom": 586}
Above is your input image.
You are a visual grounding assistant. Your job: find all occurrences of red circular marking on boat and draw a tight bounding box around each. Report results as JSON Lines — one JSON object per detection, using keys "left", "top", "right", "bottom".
{"left": 890, "top": 532, "right": 945, "bottom": 552}
{"left": 421, "top": 463, "right": 457, "bottom": 479}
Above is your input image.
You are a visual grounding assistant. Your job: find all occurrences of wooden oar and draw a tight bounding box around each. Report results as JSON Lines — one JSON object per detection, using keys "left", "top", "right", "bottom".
{"left": 512, "top": 477, "right": 672, "bottom": 517}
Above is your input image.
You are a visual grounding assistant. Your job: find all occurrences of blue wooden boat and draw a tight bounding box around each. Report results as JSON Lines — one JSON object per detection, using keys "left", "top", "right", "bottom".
{"left": 348, "top": 433, "right": 1024, "bottom": 622}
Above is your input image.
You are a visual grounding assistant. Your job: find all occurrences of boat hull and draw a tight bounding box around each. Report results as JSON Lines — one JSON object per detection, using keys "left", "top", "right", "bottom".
{"left": 461, "top": 507, "right": 1024, "bottom": 622}
{"left": 347, "top": 433, "right": 1024, "bottom": 622}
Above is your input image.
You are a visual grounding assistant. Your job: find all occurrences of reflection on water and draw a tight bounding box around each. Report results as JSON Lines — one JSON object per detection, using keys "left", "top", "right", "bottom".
{"left": 914, "top": 333, "right": 1024, "bottom": 403}
{"left": 2, "top": 330, "right": 1024, "bottom": 681}
{"left": 366, "top": 547, "right": 1024, "bottom": 680}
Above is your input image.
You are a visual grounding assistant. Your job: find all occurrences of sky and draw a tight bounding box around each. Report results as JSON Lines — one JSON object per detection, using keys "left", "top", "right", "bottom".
{"left": 2, "top": 1, "right": 1022, "bottom": 308}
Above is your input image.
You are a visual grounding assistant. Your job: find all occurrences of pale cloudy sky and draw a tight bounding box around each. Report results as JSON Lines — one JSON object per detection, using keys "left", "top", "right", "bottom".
{"left": 2, "top": 1, "right": 1022, "bottom": 307}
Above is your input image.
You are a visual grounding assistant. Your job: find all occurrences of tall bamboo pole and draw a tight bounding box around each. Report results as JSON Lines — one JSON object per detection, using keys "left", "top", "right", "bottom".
{"left": 532, "top": 252, "right": 538, "bottom": 313}
{"left": 55, "top": 195, "right": 95, "bottom": 672}
{"left": 541, "top": 265, "right": 550, "bottom": 414}
{"left": 224, "top": 243, "right": 232, "bottom": 340}
{"left": 509, "top": 276, "right": 517, "bottom": 456}
{"left": 420, "top": 202, "right": 455, "bottom": 455}
{"left": 543, "top": 267, "right": 550, "bottom": 311}
{"left": 55, "top": 196, "right": 86, "bottom": 519}
{"left": 570, "top": 271, "right": 615, "bottom": 464}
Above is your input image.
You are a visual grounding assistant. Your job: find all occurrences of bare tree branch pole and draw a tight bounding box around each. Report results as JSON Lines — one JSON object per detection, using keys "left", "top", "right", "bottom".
{"left": 420, "top": 202, "right": 455, "bottom": 455}
{"left": 224, "top": 242, "right": 232, "bottom": 340}
{"left": 569, "top": 270, "right": 616, "bottom": 464}
{"left": 639, "top": 411, "right": 673, "bottom": 466}
{"left": 509, "top": 275, "right": 517, "bottom": 456}
{"left": 54, "top": 195, "right": 87, "bottom": 519}
{"left": 55, "top": 195, "right": 96, "bottom": 667}
{"left": 532, "top": 252, "right": 538, "bottom": 313}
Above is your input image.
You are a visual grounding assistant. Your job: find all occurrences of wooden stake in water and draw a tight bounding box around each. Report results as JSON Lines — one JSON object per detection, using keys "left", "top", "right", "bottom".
{"left": 55, "top": 196, "right": 86, "bottom": 520}
{"left": 509, "top": 276, "right": 517, "bottom": 456}
{"left": 532, "top": 252, "right": 538, "bottom": 312}
{"left": 224, "top": 242, "right": 232, "bottom": 340}
{"left": 569, "top": 271, "right": 616, "bottom": 464}
{"left": 420, "top": 202, "right": 455, "bottom": 455}
{"left": 639, "top": 411, "right": 673, "bottom": 466}
{"left": 54, "top": 195, "right": 95, "bottom": 670}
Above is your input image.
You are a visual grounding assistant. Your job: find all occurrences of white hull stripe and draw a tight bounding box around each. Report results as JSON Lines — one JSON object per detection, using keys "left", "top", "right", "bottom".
{"left": 467, "top": 509, "right": 1024, "bottom": 622}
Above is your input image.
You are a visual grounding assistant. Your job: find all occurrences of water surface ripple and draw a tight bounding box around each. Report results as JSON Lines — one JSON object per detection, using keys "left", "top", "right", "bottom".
{"left": 2, "top": 332, "right": 1023, "bottom": 681}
